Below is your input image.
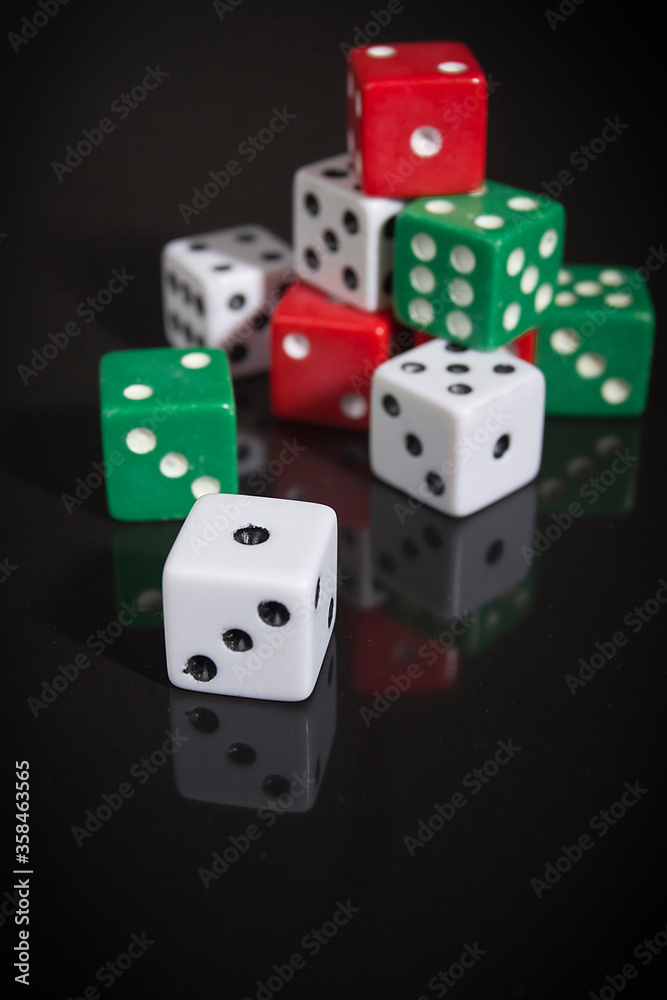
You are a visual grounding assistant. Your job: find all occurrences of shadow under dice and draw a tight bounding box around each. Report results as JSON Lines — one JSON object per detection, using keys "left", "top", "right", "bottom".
{"left": 99, "top": 347, "right": 237, "bottom": 521}
{"left": 536, "top": 265, "right": 655, "bottom": 416}
{"left": 394, "top": 181, "right": 565, "bottom": 350}
{"left": 293, "top": 153, "right": 403, "bottom": 311}
{"left": 161, "top": 224, "right": 292, "bottom": 377}
{"left": 369, "top": 338, "right": 545, "bottom": 517}
{"left": 162, "top": 494, "right": 338, "bottom": 702}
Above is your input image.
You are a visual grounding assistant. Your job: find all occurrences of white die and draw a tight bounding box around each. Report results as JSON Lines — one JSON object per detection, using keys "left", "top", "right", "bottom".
{"left": 370, "top": 339, "right": 545, "bottom": 517}
{"left": 162, "top": 494, "right": 338, "bottom": 701}
{"left": 161, "top": 224, "right": 292, "bottom": 378}
{"left": 293, "top": 152, "right": 403, "bottom": 311}
{"left": 169, "top": 641, "right": 336, "bottom": 809}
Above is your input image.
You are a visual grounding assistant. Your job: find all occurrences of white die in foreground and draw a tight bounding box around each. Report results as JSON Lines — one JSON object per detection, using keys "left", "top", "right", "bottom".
{"left": 369, "top": 340, "right": 545, "bottom": 517}
{"left": 161, "top": 225, "right": 292, "bottom": 377}
{"left": 293, "top": 153, "right": 403, "bottom": 311}
{"left": 163, "top": 494, "right": 338, "bottom": 701}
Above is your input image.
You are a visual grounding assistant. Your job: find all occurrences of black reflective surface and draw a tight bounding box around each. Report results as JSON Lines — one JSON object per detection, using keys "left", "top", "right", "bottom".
{"left": 3, "top": 2, "right": 666, "bottom": 998}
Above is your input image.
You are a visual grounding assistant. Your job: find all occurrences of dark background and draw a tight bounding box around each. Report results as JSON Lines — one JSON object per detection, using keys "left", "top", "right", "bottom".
{"left": 3, "top": 1, "right": 666, "bottom": 997}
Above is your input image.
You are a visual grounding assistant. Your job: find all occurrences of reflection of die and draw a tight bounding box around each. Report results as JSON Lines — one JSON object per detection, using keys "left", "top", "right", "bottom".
{"left": 161, "top": 225, "right": 292, "bottom": 377}
{"left": 293, "top": 154, "right": 403, "bottom": 310}
{"left": 394, "top": 182, "right": 565, "bottom": 350}
{"left": 347, "top": 42, "right": 487, "bottom": 199}
{"left": 163, "top": 494, "right": 338, "bottom": 701}
{"left": 100, "top": 348, "right": 237, "bottom": 521}
{"left": 371, "top": 480, "right": 536, "bottom": 618}
{"left": 170, "top": 638, "right": 336, "bottom": 810}
{"left": 113, "top": 522, "right": 181, "bottom": 628}
{"left": 370, "top": 339, "right": 545, "bottom": 517}
{"left": 538, "top": 418, "right": 642, "bottom": 516}
{"left": 535, "top": 265, "right": 655, "bottom": 416}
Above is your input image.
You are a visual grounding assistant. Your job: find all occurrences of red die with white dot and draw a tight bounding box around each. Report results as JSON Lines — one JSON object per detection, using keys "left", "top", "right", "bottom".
{"left": 270, "top": 281, "right": 401, "bottom": 430}
{"left": 347, "top": 41, "right": 487, "bottom": 198}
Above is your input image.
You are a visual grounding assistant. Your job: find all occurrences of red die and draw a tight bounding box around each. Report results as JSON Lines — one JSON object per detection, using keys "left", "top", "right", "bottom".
{"left": 504, "top": 328, "right": 537, "bottom": 364}
{"left": 270, "top": 281, "right": 401, "bottom": 429}
{"left": 347, "top": 41, "right": 487, "bottom": 199}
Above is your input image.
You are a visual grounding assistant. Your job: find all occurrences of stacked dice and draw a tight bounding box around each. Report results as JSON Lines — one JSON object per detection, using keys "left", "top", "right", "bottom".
{"left": 95, "top": 38, "right": 655, "bottom": 703}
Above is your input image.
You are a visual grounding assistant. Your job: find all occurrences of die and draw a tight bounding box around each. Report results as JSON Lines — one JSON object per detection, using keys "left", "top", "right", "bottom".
{"left": 293, "top": 153, "right": 403, "bottom": 310}
{"left": 393, "top": 181, "right": 565, "bottom": 350}
{"left": 161, "top": 224, "right": 292, "bottom": 377}
{"left": 371, "top": 480, "right": 537, "bottom": 618}
{"left": 347, "top": 42, "right": 487, "bottom": 198}
{"left": 99, "top": 348, "right": 237, "bottom": 521}
{"left": 169, "top": 638, "right": 337, "bottom": 809}
{"left": 270, "top": 280, "right": 405, "bottom": 429}
{"left": 162, "top": 493, "right": 338, "bottom": 701}
{"left": 535, "top": 265, "right": 655, "bottom": 415}
{"left": 369, "top": 338, "right": 545, "bottom": 517}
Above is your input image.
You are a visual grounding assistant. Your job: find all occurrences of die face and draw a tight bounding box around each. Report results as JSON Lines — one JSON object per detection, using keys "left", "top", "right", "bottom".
{"left": 270, "top": 281, "right": 396, "bottom": 429}
{"left": 535, "top": 265, "right": 654, "bottom": 416}
{"left": 100, "top": 348, "right": 237, "bottom": 521}
{"left": 394, "top": 182, "right": 565, "bottom": 350}
{"left": 163, "top": 494, "right": 338, "bottom": 702}
{"left": 371, "top": 480, "right": 536, "bottom": 618}
{"left": 370, "top": 339, "right": 545, "bottom": 517}
{"left": 161, "top": 225, "right": 292, "bottom": 377}
{"left": 169, "top": 639, "right": 337, "bottom": 809}
{"left": 293, "top": 153, "right": 403, "bottom": 310}
{"left": 348, "top": 42, "right": 487, "bottom": 198}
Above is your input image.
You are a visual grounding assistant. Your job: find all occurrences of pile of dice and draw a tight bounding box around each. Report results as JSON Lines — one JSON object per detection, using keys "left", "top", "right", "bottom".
{"left": 98, "top": 41, "right": 655, "bottom": 701}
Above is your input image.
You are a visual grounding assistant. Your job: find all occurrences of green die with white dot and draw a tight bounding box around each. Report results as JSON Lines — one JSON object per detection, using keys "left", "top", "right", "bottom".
{"left": 99, "top": 347, "right": 237, "bottom": 521}
{"left": 393, "top": 181, "right": 565, "bottom": 350}
{"left": 536, "top": 265, "right": 655, "bottom": 416}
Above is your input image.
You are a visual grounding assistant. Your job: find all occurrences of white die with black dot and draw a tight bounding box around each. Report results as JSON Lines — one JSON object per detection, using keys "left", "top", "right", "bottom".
{"left": 161, "top": 224, "right": 292, "bottom": 377}
{"left": 369, "top": 339, "right": 545, "bottom": 518}
{"left": 162, "top": 494, "right": 338, "bottom": 701}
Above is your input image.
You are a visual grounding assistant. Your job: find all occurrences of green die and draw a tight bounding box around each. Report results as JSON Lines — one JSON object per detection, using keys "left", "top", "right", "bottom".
{"left": 100, "top": 347, "right": 237, "bottom": 521}
{"left": 535, "top": 265, "right": 655, "bottom": 416}
{"left": 394, "top": 180, "right": 565, "bottom": 350}
{"left": 113, "top": 523, "right": 182, "bottom": 626}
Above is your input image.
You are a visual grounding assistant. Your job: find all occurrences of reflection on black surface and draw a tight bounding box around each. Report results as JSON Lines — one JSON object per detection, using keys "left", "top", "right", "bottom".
{"left": 339, "top": 526, "right": 386, "bottom": 609}
{"left": 371, "top": 481, "right": 537, "bottom": 619}
{"left": 346, "top": 603, "right": 459, "bottom": 694}
{"left": 113, "top": 522, "right": 181, "bottom": 629}
{"left": 538, "top": 417, "right": 642, "bottom": 515}
{"left": 169, "top": 638, "right": 337, "bottom": 809}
